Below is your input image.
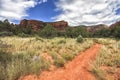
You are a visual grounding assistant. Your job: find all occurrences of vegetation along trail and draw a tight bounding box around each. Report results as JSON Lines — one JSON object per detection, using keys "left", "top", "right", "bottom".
{"left": 21, "top": 44, "right": 102, "bottom": 80}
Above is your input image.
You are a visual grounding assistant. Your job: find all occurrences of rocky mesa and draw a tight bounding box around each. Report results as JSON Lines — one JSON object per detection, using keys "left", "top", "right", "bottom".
{"left": 20, "top": 19, "right": 120, "bottom": 32}
{"left": 20, "top": 19, "right": 68, "bottom": 31}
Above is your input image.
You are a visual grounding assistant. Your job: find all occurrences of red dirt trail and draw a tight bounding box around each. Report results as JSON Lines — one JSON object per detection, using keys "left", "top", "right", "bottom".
{"left": 21, "top": 44, "right": 102, "bottom": 80}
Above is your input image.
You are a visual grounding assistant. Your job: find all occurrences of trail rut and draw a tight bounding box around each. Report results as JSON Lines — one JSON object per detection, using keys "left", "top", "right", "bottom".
{"left": 21, "top": 44, "right": 102, "bottom": 80}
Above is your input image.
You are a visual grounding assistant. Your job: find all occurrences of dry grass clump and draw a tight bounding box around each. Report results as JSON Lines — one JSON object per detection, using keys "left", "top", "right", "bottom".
{"left": 0, "top": 51, "right": 50, "bottom": 80}
{"left": 91, "top": 39, "right": 120, "bottom": 80}
{"left": 93, "top": 38, "right": 116, "bottom": 45}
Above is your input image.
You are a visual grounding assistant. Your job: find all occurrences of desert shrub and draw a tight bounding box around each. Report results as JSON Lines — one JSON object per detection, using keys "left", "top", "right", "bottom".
{"left": 50, "top": 52, "right": 58, "bottom": 60}
{"left": 35, "top": 36, "right": 44, "bottom": 42}
{"left": 91, "top": 64, "right": 107, "bottom": 80}
{"left": 93, "top": 28, "right": 111, "bottom": 38}
{"left": 17, "top": 32, "right": 30, "bottom": 37}
{"left": 0, "top": 40, "right": 9, "bottom": 46}
{"left": 0, "top": 40, "right": 11, "bottom": 50}
{"left": 61, "top": 53, "right": 75, "bottom": 61}
{"left": 57, "top": 39, "right": 66, "bottom": 44}
{"left": 0, "top": 31, "right": 13, "bottom": 36}
{"left": 93, "top": 38, "right": 98, "bottom": 43}
{"left": 92, "top": 38, "right": 116, "bottom": 45}
{"left": 76, "top": 35, "right": 84, "bottom": 43}
{"left": 50, "top": 53, "right": 65, "bottom": 67}
{"left": 0, "top": 51, "right": 50, "bottom": 80}
{"left": 0, "top": 63, "right": 7, "bottom": 80}
{"left": 54, "top": 57, "right": 65, "bottom": 67}
{"left": 65, "top": 27, "right": 75, "bottom": 38}
{"left": 40, "top": 24, "right": 57, "bottom": 38}
{"left": 65, "top": 26, "right": 89, "bottom": 38}
{"left": 57, "top": 31, "right": 66, "bottom": 37}
{"left": 74, "top": 26, "right": 89, "bottom": 37}
{"left": 0, "top": 51, "right": 13, "bottom": 66}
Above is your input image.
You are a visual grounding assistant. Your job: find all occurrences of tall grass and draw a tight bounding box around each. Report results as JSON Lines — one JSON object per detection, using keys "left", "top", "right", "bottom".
{"left": 0, "top": 51, "right": 50, "bottom": 80}
{"left": 0, "top": 36, "right": 94, "bottom": 79}
{"left": 91, "top": 38, "right": 120, "bottom": 80}
{"left": 0, "top": 37, "right": 93, "bottom": 54}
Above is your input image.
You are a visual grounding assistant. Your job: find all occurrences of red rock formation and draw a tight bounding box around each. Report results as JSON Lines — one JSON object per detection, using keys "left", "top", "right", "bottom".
{"left": 20, "top": 19, "right": 68, "bottom": 31}
{"left": 47, "top": 21, "right": 68, "bottom": 31}
{"left": 110, "top": 21, "right": 120, "bottom": 28}
{"left": 20, "top": 19, "right": 45, "bottom": 30}
{"left": 86, "top": 24, "right": 108, "bottom": 32}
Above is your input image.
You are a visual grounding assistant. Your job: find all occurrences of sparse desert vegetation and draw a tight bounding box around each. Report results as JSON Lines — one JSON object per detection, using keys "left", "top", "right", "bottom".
{"left": 91, "top": 38, "right": 120, "bottom": 80}
{"left": 0, "top": 19, "right": 120, "bottom": 80}
{"left": 1, "top": 36, "right": 120, "bottom": 80}
{"left": 0, "top": 36, "right": 94, "bottom": 80}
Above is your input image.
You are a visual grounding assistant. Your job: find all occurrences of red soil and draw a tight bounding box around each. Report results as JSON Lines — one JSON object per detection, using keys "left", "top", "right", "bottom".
{"left": 21, "top": 44, "right": 102, "bottom": 80}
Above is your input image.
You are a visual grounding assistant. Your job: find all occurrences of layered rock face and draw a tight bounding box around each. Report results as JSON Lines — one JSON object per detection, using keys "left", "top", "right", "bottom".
{"left": 20, "top": 19, "right": 68, "bottom": 31}
{"left": 46, "top": 21, "right": 68, "bottom": 31}
{"left": 110, "top": 21, "right": 120, "bottom": 28}
{"left": 86, "top": 24, "right": 109, "bottom": 32}
{"left": 20, "top": 19, "right": 120, "bottom": 32}
{"left": 20, "top": 19, "right": 45, "bottom": 30}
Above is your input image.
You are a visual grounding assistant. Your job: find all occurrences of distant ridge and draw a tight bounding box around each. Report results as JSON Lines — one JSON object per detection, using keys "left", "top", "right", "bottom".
{"left": 110, "top": 21, "right": 120, "bottom": 28}
{"left": 19, "top": 19, "right": 120, "bottom": 32}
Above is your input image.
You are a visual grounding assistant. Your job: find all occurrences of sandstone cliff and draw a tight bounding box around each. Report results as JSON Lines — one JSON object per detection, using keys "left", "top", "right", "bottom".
{"left": 110, "top": 21, "right": 120, "bottom": 28}
{"left": 20, "top": 19, "right": 68, "bottom": 31}
{"left": 86, "top": 24, "right": 109, "bottom": 32}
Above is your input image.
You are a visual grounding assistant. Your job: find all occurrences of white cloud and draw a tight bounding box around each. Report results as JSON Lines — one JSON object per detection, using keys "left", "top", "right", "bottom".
{"left": 53, "top": 0, "right": 120, "bottom": 26}
{"left": 38, "top": 0, "right": 47, "bottom": 4}
{"left": 0, "top": 0, "right": 47, "bottom": 21}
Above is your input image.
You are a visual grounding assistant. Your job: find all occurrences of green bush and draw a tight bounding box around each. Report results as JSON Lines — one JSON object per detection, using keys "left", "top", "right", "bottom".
{"left": 65, "top": 27, "right": 75, "bottom": 38}
{"left": 54, "top": 58, "right": 65, "bottom": 67}
{"left": 17, "top": 32, "right": 30, "bottom": 37}
{"left": 61, "top": 53, "right": 75, "bottom": 61}
{"left": 57, "top": 40, "right": 66, "bottom": 44}
{"left": 0, "top": 31, "right": 13, "bottom": 36}
{"left": 76, "top": 35, "right": 84, "bottom": 43}
{"left": 35, "top": 36, "right": 44, "bottom": 42}
{"left": 40, "top": 24, "right": 57, "bottom": 38}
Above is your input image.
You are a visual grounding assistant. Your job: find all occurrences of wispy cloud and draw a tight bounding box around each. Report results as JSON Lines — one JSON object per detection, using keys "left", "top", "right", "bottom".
{"left": 38, "top": 0, "right": 47, "bottom": 4}
{"left": 0, "top": 0, "right": 47, "bottom": 21}
{"left": 53, "top": 0, "right": 120, "bottom": 26}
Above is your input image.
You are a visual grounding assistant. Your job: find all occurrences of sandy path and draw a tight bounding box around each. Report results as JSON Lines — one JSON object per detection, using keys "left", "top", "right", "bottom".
{"left": 21, "top": 44, "right": 102, "bottom": 80}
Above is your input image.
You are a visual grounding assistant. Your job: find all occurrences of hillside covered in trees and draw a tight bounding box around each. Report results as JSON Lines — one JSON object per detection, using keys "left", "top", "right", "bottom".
{"left": 0, "top": 19, "right": 120, "bottom": 38}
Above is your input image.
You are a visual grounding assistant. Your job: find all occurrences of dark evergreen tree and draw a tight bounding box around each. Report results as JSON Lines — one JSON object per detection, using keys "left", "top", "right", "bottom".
{"left": 65, "top": 27, "right": 75, "bottom": 38}
{"left": 74, "top": 26, "right": 89, "bottom": 37}
{"left": 40, "top": 25, "right": 57, "bottom": 38}
{"left": 93, "top": 28, "right": 111, "bottom": 37}
{"left": 111, "top": 26, "right": 120, "bottom": 38}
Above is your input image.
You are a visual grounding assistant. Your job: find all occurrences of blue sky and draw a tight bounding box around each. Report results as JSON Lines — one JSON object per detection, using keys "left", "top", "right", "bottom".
{"left": 27, "top": 0, "right": 60, "bottom": 22}
{"left": 0, "top": 0, "right": 120, "bottom": 26}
